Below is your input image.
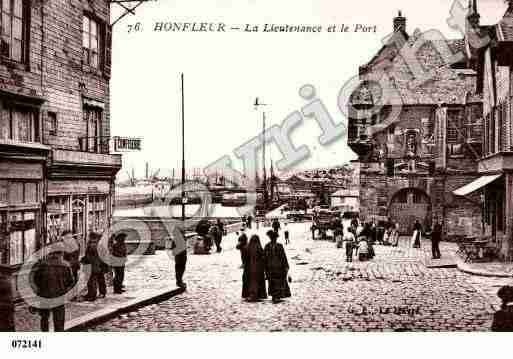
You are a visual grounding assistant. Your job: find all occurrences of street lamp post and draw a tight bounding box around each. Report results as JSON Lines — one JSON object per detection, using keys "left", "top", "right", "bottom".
{"left": 254, "top": 97, "right": 268, "bottom": 212}
{"left": 181, "top": 73, "right": 186, "bottom": 223}
{"left": 262, "top": 111, "right": 267, "bottom": 211}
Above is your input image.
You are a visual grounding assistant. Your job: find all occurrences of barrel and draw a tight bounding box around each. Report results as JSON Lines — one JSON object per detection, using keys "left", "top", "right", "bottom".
{"left": 0, "top": 269, "right": 15, "bottom": 331}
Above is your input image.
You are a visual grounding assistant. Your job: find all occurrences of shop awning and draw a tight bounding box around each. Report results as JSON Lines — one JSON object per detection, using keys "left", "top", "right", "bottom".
{"left": 453, "top": 174, "right": 502, "bottom": 196}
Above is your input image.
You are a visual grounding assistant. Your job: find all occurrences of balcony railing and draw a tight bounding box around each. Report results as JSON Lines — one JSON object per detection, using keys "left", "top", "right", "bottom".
{"left": 78, "top": 136, "right": 110, "bottom": 154}
{"left": 52, "top": 148, "right": 122, "bottom": 168}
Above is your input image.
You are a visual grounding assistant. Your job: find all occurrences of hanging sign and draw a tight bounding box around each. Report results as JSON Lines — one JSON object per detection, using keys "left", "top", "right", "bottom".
{"left": 113, "top": 136, "right": 142, "bottom": 152}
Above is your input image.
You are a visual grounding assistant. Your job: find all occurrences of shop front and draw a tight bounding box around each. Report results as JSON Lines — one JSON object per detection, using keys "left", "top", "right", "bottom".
{"left": 453, "top": 172, "right": 512, "bottom": 259}
{"left": 0, "top": 145, "right": 48, "bottom": 301}
{"left": 47, "top": 180, "right": 113, "bottom": 254}
{"left": 47, "top": 148, "right": 121, "bottom": 253}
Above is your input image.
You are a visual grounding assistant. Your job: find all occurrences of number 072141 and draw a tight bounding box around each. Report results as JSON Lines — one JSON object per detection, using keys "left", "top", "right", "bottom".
{"left": 11, "top": 339, "right": 42, "bottom": 350}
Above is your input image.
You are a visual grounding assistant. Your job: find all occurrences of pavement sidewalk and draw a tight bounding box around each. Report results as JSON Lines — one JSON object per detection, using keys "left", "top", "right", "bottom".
{"left": 394, "top": 237, "right": 513, "bottom": 278}
{"left": 456, "top": 260, "right": 513, "bottom": 278}
{"left": 14, "top": 229, "right": 246, "bottom": 331}
{"left": 14, "top": 252, "right": 184, "bottom": 331}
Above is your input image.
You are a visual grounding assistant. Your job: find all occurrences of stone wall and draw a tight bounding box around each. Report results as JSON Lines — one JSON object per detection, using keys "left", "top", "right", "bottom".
{"left": 358, "top": 168, "right": 482, "bottom": 238}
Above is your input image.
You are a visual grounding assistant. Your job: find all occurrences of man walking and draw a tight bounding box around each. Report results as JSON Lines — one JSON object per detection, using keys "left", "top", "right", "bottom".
{"left": 236, "top": 229, "right": 248, "bottom": 263}
{"left": 171, "top": 227, "right": 187, "bottom": 289}
{"left": 112, "top": 232, "right": 128, "bottom": 294}
{"left": 272, "top": 218, "right": 281, "bottom": 234}
{"left": 284, "top": 223, "right": 290, "bottom": 245}
{"left": 216, "top": 218, "right": 224, "bottom": 252}
{"left": 33, "top": 243, "right": 74, "bottom": 331}
{"left": 83, "top": 232, "right": 108, "bottom": 301}
{"left": 209, "top": 222, "right": 220, "bottom": 253}
{"left": 217, "top": 218, "right": 225, "bottom": 236}
{"left": 431, "top": 221, "right": 442, "bottom": 259}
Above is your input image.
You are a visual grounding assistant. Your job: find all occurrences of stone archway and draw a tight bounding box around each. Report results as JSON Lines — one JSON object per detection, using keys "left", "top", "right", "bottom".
{"left": 388, "top": 187, "right": 431, "bottom": 235}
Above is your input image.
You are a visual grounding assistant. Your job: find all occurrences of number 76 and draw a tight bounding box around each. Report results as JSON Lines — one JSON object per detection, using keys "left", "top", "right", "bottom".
{"left": 127, "top": 22, "right": 142, "bottom": 33}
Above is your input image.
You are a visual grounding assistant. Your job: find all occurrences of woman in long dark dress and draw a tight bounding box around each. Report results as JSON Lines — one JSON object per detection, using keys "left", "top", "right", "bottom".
{"left": 412, "top": 220, "right": 422, "bottom": 248}
{"left": 263, "top": 230, "right": 291, "bottom": 304}
{"left": 242, "top": 235, "right": 267, "bottom": 302}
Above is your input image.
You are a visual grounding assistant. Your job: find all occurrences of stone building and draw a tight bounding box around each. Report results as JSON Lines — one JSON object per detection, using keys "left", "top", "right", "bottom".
{"left": 348, "top": 10, "right": 484, "bottom": 236}
{"left": 458, "top": 0, "right": 513, "bottom": 259}
{"left": 0, "top": 1, "right": 120, "bottom": 273}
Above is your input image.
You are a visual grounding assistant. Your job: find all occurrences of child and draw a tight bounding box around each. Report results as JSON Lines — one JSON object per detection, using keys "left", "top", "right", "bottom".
{"left": 358, "top": 238, "right": 369, "bottom": 262}
{"left": 344, "top": 228, "right": 355, "bottom": 262}
{"left": 284, "top": 224, "right": 290, "bottom": 245}
{"left": 492, "top": 285, "right": 513, "bottom": 331}
{"left": 382, "top": 228, "right": 390, "bottom": 246}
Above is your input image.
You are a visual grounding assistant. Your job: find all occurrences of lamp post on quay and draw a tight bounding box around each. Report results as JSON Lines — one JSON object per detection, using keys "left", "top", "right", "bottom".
{"left": 254, "top": 97, "right": 269, "bottom": 213}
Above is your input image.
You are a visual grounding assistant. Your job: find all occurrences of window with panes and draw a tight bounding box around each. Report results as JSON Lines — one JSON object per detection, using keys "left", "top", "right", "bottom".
{"left": 8, "top": 210, "right": 36, "bottom": 265}
{"left": 82, "top": 15, "right": 100, "bottom": 68}
{"left": 0, "top": 102, "right": 39, "bottom": 143}
{"left": 46, "top": 111, "right": 57, "bottom": 136}
{"left": 0, "top": 0, "right": 26, "bottom": 63}
{"left": 88, "top": 195, "right": 107, "bottom": 233}
{"left": 47, "top": 196, "right": 69, "bottom": 244}
{"left": 0, "top": 180, "right": 39, "bottom": 265}
{"left": 447, "top": 110, "right": 463, "bottom": 144}
{"left": 0, "top": 180, "right": 38, "bottom": 205}
{"left": 83, "top": 105, "right": 103, "bottom": 153}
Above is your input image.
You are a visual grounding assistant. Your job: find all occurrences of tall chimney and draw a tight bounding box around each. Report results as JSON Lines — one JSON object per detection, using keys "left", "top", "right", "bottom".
{"left": 393, "top": 10, "right": 406, "bottom": 33}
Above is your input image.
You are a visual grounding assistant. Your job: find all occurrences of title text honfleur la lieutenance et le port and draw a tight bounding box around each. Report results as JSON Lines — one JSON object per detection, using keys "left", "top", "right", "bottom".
{"left": 152, "top": 21, "right": 378, "bottom": 33}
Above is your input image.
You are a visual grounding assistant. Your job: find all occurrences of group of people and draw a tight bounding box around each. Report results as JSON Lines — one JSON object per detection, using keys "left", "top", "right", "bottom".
{"left": 409, "top": 219, "right": 442, "bottom": 259}
{"left": 237, "top": 229, "right": 291, "bottom": 304}
{"left": 242, "top": 214, "right": 254, "bottom": 229}
{"left": 382, "top": 222, "right": 400, "bottom": 247}
{"left": 338, "top": 217, "right": 443, "bottom": 261}
{"left": 341, "top": 220, "right": 376, "bottom": 262}
{"left": 271, "top": 218, "right": 290, "bottom": 244}
{"left": 31, "top": 231, "right": 128, "bottom": 331}
{"left": 194, "top": 218, "right": 225, "bottom": 254}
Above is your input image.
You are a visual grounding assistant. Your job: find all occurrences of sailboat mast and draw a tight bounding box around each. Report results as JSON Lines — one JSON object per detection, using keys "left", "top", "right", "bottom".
{"left": 262, "top": 111, "right": 267, "bottom": 208}
{"left": 270, "top": 159, "right": 274, "bottom": 202}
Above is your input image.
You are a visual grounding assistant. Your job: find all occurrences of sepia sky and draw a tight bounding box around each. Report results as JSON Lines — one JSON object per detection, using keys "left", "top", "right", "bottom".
{"left": 109, "top": 0, "right": 508, "bottom": 180}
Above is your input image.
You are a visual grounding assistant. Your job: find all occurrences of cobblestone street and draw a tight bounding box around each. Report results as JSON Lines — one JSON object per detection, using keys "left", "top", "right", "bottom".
{"left": 90, "top": 222, "right": 502, "bottom": 331}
